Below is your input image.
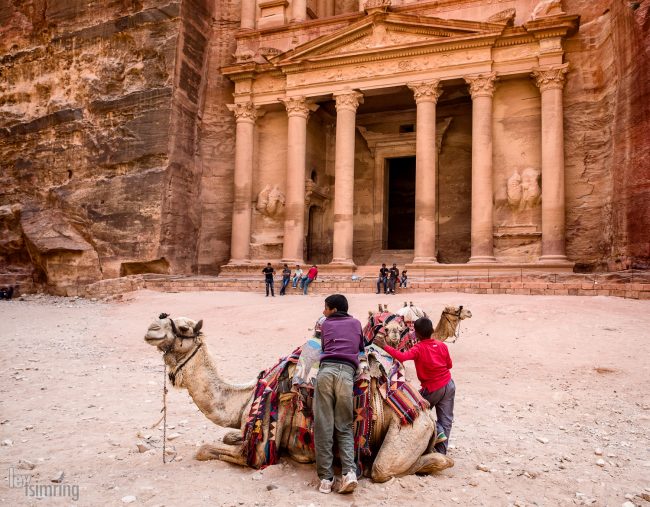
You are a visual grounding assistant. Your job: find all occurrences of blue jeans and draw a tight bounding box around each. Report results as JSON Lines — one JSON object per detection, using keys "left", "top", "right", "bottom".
{"left": 421, "top": 379, "right": 455, "bottom": 455}
{"left": 279, "top": 277, "right": 290, "bottom": 295}
{"left": 376, "top": 276, "right": 387, "bottom": 293}
{"left": 292, "top": 275, "right": 301, "bottom": 288}
{"left": 314, "top": 362, "right": 356, "bottom": 480}
{"left": 265, "top": 279, "right": 274, "bottom": 296}
{"left": 302, "top": 277, "right": 313, "bottom": 294}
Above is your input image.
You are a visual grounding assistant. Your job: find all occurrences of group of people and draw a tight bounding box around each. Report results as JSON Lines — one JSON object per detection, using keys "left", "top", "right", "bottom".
{"left": 376, "top": 263, "right": 407, "bottom": 294}
{"left": 313, "top": 293, "right": 455, "bottom": 495}
{"left": 262, "top": 263, "right": 318, "bottom": 296}
{"left": 263, "top": 262, "right": 410, "bottom": 297}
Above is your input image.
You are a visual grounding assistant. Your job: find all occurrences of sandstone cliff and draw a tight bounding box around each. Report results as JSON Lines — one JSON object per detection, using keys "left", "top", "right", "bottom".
{"left": 0, "top": 0, "right": 235, "bottom": 294}
{"left": 563, "top": 0, "right": 650, "bottom": 270}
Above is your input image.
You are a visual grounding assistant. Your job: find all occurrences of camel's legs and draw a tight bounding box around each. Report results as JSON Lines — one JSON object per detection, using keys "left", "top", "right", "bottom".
{"left": 223, "top": 430, "right": 243, "bottom": 445}
{"left": 370, "top": 412, "right": 434, "bottom": 483}
{"left": 403, "top": 452, "right": 454, "bottom": 476}
{"left": 195, "top": 442, "right": 247, "bottom": 466}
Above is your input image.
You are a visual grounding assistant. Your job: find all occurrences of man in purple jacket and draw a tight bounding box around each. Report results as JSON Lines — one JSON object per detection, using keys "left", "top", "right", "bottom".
{"left": 314, "top": 294, "right": 364, "bottom": 495}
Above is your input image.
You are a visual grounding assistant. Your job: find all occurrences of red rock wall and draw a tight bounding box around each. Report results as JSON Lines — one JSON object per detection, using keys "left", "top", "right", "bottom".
{"left": 0, "top": 0, "right": 181, "bottom": 293}
{"left": 158, "top": 0, "right": 217, "bottom": 273}
{"left": 563, "top": 0, "right": 650, "bottom": 270}
{"left": 193, "top": 0, "right": 240, "bottom": 275}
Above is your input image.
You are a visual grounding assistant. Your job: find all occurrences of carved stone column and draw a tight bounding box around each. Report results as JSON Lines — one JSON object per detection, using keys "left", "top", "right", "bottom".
{"left": 331, "top": 90, "right": 363, "bottom": 266}
{"left": 408, "top": 80, "right": 442, "bottom": 264}
{"left": 292, "top": 0, "right": 307, "bottom": 22}
{"left": 533, "top": 64, "right": 570, "bottom": 263}
{"left": 465, "top": 72, "right": 498, "bottom": 263}
{"left": 241, "top": 0, "right": 255, "bottom": 29}
{"left": 226, "top": 102, "right": 258, "bottom": 263}
{"left": 280, "top": 96, "right": 318, "bottom": 264}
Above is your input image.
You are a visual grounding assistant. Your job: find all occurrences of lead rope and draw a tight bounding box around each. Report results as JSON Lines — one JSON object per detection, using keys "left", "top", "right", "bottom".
{"left": 162, "top": 362, "right": 168, "bottom": 463}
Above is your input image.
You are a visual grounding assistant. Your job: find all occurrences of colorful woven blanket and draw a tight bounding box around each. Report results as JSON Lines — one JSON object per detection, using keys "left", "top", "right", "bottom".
{"left": 242, "top": 337, "right": 429, "bottom": 469}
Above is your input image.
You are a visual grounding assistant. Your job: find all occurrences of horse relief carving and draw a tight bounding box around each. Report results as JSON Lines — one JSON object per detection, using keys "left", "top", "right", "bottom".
{"left": 506, "top": 168, "right": 541, "bottom": 211}
{"left": 256, "top": 184, "right": 285, "bottom": 217}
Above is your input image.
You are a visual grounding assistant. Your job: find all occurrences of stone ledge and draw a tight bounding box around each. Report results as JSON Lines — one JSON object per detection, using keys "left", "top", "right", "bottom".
{"left": 68, "top": 272, "right": 650, "bottom": 300}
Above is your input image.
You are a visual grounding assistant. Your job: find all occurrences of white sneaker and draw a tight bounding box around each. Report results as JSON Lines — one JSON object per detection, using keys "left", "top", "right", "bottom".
{"left": 338, "top": 470, "right": 358, "bottom": 494}
{"left": 318, "top": 478, "right": 333, "bottom": 494}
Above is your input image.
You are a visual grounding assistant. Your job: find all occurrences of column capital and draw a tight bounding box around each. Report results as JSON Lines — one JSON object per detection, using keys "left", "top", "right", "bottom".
{"left": 333, "top": 90, "right": 364, "bottom": 112}
{"left": 408, "top": 80, "right": 443, "bottom": 104}
{"left": 532, "top": 63, "right": 569, "bottom": 92}
{"left": 464, "top": 72, "right": 498, "bottom": 98}
{"left": 227, "top": 102, "right": 258, "bottom": 123}
{"left": 280, "top": 96, "right": 320, "bottom": 118}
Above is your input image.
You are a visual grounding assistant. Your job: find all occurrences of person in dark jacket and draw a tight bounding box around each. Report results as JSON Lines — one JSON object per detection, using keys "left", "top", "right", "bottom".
{"left": 262, "top": 263, "right": 275, "bottom": 297}
{"left": 313, "top": 294, "right": 363, "bottom": 495}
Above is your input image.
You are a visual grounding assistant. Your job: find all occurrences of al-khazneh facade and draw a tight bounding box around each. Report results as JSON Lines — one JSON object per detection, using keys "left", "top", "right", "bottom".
{"left": 220, "top": 0, "right": 580, "bottom": 274}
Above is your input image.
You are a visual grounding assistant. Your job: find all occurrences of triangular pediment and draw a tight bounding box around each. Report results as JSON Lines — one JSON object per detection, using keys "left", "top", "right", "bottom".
{"left": 274, "top": 12, "right": 506, "bottom": 65}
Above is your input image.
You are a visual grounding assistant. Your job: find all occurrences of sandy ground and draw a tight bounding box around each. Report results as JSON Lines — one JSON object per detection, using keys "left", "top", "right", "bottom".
{"left": 0, "top": 289, "right": 649, "bottom": 507}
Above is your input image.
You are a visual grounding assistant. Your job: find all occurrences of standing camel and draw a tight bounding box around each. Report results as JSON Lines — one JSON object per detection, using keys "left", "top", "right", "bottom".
{"left": 144, "top": 315, "right": 453, "bottom": 482}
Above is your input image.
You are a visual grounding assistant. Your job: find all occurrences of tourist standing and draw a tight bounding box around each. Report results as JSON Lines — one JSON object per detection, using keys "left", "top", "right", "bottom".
{"left": 314, "top": 294, "right": 363, "bottom": 494}
{"left": 279, "top": 263, "right": 291, "bottom": 295}
{"left": 302, "top": 265, "right": 318, "bottom": 295}
{"left": 376, "top": 263, "right": 389, "bottom": 294}
{"left": 388, "top": 263, "right": 400, "bottom": 294}
{"left": 262, "top": 263, "right": 275, "bottom": 297}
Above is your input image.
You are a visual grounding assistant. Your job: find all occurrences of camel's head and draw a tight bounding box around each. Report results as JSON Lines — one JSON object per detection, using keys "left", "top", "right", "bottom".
{"left": 364, "top": 308, "right": 408, "bottom": 348}
{"left": 436, "top": 305, "right": 472, "bottom": 343}
{"left": 144, "top": 314, "right": 204, "bottom": 358}
{"left": 443, "top": 305, "right": 472, "bottom": 320}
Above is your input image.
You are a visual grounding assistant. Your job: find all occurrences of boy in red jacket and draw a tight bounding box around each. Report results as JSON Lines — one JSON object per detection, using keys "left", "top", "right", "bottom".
{"left": 375, "top": 316, "right": 455, "bottom": 454}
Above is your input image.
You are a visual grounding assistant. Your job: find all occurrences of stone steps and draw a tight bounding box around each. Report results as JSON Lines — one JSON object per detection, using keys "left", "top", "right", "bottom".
{"left": 80, "top": 272, "right": 650, "bottom": 300}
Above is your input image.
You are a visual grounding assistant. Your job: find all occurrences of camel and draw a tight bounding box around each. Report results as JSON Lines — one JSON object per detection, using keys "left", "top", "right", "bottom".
{"left": 365, "top": 304, "right": 472, "bottom": 348}
{"left": 434, "top": 305, "right": 472, "bottom": 343}
{"left": 144, "top": 315, "right": 453, "bottom": 482}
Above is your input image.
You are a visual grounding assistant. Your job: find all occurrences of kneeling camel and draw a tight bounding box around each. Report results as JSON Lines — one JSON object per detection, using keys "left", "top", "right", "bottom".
{"left": 144, "top": 315, "right": 453, "bottom": 482}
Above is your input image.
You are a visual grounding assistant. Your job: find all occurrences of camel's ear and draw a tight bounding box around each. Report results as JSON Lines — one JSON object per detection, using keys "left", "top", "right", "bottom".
{"left": 194, "top": 319, "right": 203, "bottom": 334}
{"left": 368, "top": 310, "right": 373, "bottom": 317}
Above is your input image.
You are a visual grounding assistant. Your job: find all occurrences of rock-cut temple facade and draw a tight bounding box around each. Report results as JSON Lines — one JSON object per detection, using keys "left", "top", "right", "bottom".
{"left": 0, "top": 0, "right": 648, "bottom": 293}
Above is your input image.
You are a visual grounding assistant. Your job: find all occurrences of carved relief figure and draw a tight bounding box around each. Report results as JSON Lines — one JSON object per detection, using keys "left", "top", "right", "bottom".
{"left": 256, "top": 184, "right": 285, "bottom": 217}
{"left": 506, "top": 171, "right": 523, "bottom": 208}
{"left": 530, "top": 0, "right": 564, "bottom": 20}
{"left": 506, "top": 168, "right": 541, "bottom": 211}
{"left": 520, "top": 168, "right": 542, "bottom": 210}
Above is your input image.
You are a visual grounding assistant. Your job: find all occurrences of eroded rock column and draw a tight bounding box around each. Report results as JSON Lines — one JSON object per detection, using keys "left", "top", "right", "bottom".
{"left": 241, "top": 0, "right": 255, "bottom": 29}
{"left": 533, "top": 64, "right": 570, "bottom": 263}
{"left": 331, "top": 90, "right": 363, "bottom": 266}
{"left": 227, "top": 102, "right": 258, "bottom": 263}
{"left": 465, "top": 72, "right": 497, "bottom": 263}
{"left": 280, "top": 96, "right": 318, "bottom": 264}
{"left": 408, "top": 80, "right": 442, "bottom": 264}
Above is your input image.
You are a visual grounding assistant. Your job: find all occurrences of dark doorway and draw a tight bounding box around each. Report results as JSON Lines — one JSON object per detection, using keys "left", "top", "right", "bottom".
{"left": 386, "top": 156, "right": 415, "bottom": 249}
{"left": 307, "top": 205, "right": 325, "bottom": 263}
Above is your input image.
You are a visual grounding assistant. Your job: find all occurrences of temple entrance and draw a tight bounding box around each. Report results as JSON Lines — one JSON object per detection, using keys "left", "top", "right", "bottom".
{"left": 386, "top": 156, "right": 416, "bottom": 250}
{"left": 306, "top": 205, "right": 326, "bottom": 264}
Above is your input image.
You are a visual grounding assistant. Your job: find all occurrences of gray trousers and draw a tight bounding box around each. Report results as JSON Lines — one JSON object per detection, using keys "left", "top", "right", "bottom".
{"left": 421, "top": 378, "right": 455, "bottom": 454}
{"left": 313, "top": 362, "right": 356, "bottom": 480}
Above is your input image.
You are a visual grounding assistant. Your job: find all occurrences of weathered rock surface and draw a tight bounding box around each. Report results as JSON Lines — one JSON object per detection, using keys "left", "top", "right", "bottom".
{"left": 0, "top": 0, "right": 648, "bottom": 293}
